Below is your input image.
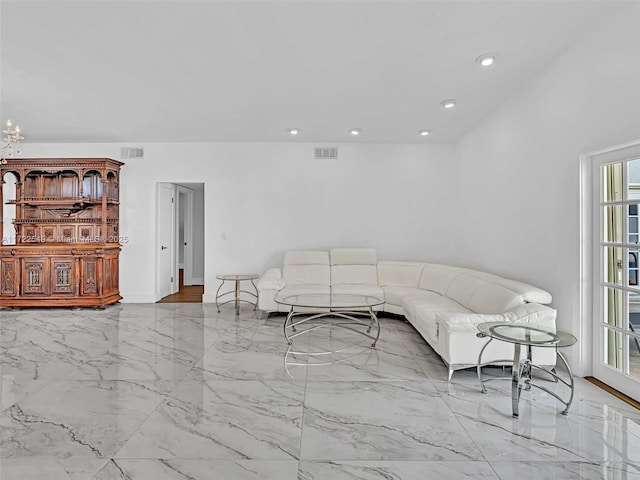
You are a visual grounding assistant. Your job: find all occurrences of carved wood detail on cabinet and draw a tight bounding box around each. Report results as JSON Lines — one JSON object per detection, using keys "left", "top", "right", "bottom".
{"left": 0, "top": 158, "right": 124, "bottom": 307}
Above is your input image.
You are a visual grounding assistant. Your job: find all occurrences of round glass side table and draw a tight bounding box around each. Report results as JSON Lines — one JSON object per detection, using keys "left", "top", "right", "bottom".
{"left": 476, "top": 322, "right": 577, "bottom": 418}
{"left": 215, "top": 274, "right": 259, "bottom": 316}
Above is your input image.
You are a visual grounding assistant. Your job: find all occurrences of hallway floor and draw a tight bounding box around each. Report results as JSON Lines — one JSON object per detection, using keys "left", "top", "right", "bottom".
{"left": 1, "top": 303, "right": 640, "bottom": 479}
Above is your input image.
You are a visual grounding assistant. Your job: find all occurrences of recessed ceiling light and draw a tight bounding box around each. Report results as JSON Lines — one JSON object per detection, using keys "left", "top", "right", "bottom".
{"left": 476, "top": 53, "right": 498, "bottom": 67}
{"left": 440, "top": 99, "right": 457, "bottom": 109}
{"left": 419, "top": 130, "right": 430, "bottom": 136}
{"left": 349, "top": 128, "right": 361, "bottom": 136}
{"left": 288, "top": 128, "right": 300, "bottom": 135}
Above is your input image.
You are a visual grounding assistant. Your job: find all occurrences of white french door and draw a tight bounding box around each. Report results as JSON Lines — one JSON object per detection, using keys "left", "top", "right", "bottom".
{"left": 592, "top": 143, "right": 640, "bottom": 400}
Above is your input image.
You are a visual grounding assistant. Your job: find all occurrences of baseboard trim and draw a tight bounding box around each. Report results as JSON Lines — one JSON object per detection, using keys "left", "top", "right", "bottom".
{"left": 202, "top": 293, "right": 217, "bottom": 303}
{"left": 585, "top": 376, "right": 640, "bottom": 411}
{"left": 120, "top": 295, "right": 157, "bottom": 303}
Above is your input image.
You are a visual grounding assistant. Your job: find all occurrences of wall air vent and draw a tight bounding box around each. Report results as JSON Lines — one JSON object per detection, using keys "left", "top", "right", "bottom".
{"left": 120, "top": 147, "right": 145, "bottom": 159}
{"left": 314, "top": 147, "right": 338, "bottom": 160}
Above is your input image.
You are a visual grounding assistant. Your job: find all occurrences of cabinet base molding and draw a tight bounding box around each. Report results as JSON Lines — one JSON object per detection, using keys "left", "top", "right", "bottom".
{"left": 0, "top": 243, "right": 121, "bottom": 308}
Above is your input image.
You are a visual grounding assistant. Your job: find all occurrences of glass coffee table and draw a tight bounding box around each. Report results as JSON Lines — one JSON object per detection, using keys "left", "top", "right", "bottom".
{"left": 476, "top": 322, "right": 577, "bottom": 418}
{"left": 274, "top": 293, "right": 384, "bottom": 347}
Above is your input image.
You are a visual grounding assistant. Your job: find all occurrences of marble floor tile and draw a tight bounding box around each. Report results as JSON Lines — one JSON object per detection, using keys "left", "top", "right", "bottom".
{"left": 115, "top": 379, "right": 305, "bottom": 459}
{"left": 185, "top": 339, "right": 308, "bottom": 382}
{"left": 93, "top": 459, "right": 299, "bottom": 479}
{"left": 3, "top": 303, "right": 640, "bottom": 479}
{"left": 0, "top": 458, "right": 107, "bottom": 480}
{"left": 1, "top": 379, "right": 172, "bottom": 458}
{"left": 303, "top": 332, "right": 429, "bottom": 382}
{"left": 300, "top": 380, "right": 483, "bottom": 461}
{"left": 299, "top": 460, "right": 500, "bottom": 479}
{"left": 490, "top": 461, "right": 640, "bottom": 479}
{"left": 434, "top": 376, "right": 640, "bottom": 463}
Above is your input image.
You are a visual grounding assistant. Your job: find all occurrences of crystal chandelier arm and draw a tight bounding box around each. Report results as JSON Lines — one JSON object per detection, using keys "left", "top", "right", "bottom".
{"left": 1, "top": 119, "right": 25, "bottom": 163}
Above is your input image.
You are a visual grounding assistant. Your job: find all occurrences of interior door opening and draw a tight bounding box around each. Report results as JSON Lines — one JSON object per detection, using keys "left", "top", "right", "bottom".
{"left": 156, "top": 182, "right": 205, "bottom": 303}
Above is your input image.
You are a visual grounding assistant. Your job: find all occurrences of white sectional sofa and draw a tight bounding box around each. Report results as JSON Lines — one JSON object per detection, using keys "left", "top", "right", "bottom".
{"left": 257, "top": 248, "right": 558, "bottom": 379}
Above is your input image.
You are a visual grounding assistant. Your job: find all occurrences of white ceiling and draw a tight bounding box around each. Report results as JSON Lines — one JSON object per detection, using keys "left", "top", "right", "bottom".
{"left": 0, "top": 0, "right": 629, "bottom": 144}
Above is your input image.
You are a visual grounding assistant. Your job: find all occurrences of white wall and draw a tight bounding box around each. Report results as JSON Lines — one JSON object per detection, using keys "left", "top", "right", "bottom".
{"left": 453, "top": 3, "right": 640, "bottom": 373}
{"left": 18, "top": 142, "right": 456, "bottom": 302}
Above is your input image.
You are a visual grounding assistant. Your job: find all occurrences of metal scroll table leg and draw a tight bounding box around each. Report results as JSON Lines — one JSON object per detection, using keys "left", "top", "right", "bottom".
{"left": 251, "top": 279, "right": 258, "bottom": 311}
{"left": 512, "top": 343, "right": 521, "bottom": 418}
{"left": 283, "top": 307, "right": 295, "bottom": 345}
{"left": 369, "top": 307, "right": 380, "bottom": 347}
{"left": 557, "top": 350, "right": 575, "bottom": 415}
{"left": 234, "top": 280, "right": 240, "bottom": 316}
{"left": 477, "top": 336, "right": 492, "bottom": 393}
{"left": 215, "top": 280, "right": 225, "bottom": 313}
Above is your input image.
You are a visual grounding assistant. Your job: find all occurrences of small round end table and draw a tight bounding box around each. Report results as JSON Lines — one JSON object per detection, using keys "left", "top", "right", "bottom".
{"left": 215, "top": 274, "right": 259, "bottom": 316}
{"left": 476, "top": 322, "right": 577, "bottom": 418}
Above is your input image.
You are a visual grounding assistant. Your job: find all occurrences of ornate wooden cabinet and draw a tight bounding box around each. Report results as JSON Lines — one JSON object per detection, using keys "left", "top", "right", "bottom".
{"left": 0, "top": 158, "right": 124, "bottom": 307}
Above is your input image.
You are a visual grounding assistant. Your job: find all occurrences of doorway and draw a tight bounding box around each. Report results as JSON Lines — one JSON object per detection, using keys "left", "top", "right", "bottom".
{"left": 155, "top": 182, "right": 205, "bottom": 303}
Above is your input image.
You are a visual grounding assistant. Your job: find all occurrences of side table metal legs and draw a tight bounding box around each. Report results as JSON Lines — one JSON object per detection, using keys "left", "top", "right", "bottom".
{"left": 477, "top": 338, "right": 575, "bottom": 417}
{"left": 215, "top": 278, "right": 258, "bottom": 315}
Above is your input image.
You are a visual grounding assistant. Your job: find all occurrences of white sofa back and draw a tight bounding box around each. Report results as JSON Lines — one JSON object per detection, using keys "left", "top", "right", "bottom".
{"left": 330, "top": 248, "right": 378, "bottom": 285}
{"left": 418, "top": 264, "right": 466, "bottom": 295}
{"left": 377, "top": 261, "right": 425, "bottom": 287}
{"left": 282, "top": 250, "right": 330, "bottom": 285}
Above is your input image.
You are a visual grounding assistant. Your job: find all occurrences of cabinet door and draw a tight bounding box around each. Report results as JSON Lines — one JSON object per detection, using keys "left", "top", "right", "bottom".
{"left": 80, "top": 257, "right": 99, "bottom": 296}
{"left": 103, "top": 255, "right": 119, "bottom": 295}
{"left": 22, "top": 258, "right": 49, "bottom": 295}
{"left": 0, "top": 259, "right": 18, "bottom": 296}
{"left": 51, "top": 258, "right": 75, "bottom": 295}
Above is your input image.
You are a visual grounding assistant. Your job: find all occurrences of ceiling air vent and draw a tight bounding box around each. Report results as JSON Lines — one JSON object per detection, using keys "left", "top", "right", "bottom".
{"left": 120, "top": 147, "right": 145, "bottom": 159}
{"left": 314, "top": 147, "right": 338, "bottom": 160}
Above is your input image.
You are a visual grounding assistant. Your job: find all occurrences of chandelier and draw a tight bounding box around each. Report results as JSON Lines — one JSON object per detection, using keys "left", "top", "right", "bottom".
{"left": 1, "top": 119, "right": 25, "bottom": 164}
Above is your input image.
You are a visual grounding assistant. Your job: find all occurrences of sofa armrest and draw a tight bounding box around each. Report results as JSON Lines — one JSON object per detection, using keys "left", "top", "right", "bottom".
{"left": 257, "top": 268, "right": 286, "bottom": 291}
{"left": 437, "top": 303, "right": 557, "bottom": 333}
{"left": 437, "top": 312, "right": 506, "bottom": 327}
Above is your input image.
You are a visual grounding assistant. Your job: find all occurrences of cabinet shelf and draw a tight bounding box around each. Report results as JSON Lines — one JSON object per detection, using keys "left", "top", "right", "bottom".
{"left": 14, "top": 218, "right": 118, "bottom": 224}
{"left": 6, "top": 196, "right": 119, "bottom": 205}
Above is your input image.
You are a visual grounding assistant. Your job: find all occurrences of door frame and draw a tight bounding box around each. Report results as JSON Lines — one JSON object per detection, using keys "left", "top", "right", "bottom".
{"left": 176, "top": 185, "right": 195, "bottom": 286}
{"left": 580, "top": 139, "right": 640, "bottom": 396}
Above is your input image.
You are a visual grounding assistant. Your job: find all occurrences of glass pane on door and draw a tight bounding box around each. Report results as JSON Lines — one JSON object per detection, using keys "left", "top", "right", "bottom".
{"left": 604, "top": 287, "right": 623, "bottom": 327}
{"left": 603, "top": 328, "right": 623, "bottom": 370}
{"left": 603, "top": 162, "right": 623, "bottom": 202}
{"left": 604, "top": 205, "right": 623, "bottom": 242}
{"left": 604, "top": 246, "right": 623, "bottom": 285}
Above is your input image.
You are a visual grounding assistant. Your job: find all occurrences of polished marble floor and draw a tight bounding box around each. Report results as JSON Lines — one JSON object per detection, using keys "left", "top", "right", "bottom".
{"left": 1, "top": 303, "right": 640, "bottom": 479}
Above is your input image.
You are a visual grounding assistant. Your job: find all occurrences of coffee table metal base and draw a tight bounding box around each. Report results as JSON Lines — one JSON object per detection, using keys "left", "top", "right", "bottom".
{"left": 477, "top": 337, "right": 575, "bottom": 417}
{"left": 283, "top": 308, "right": 381, "bottom": 347}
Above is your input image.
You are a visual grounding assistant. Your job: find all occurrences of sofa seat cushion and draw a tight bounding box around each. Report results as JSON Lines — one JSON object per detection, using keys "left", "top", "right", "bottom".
{"left": 402, "top": 292, "right": 472, "bottom": 349}
{"left": 382, "top": 286, "right": 423, "bottom": 308}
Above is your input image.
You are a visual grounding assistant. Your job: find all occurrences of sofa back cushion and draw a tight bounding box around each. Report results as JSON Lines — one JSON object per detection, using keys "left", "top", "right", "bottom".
{"left": 377, "top": 261, "right": 425, "bottom": 287}
{"left": 418, "top": 264, "right": 466, "bottom": 295}
{"left": 330, "top": 248, "right": 378, "bottom": 285}
{"left": 445, "top": 273, "right": 527, "bottom": 314}
{"left": 282, "top": 250, "right": 330, "bottom": 285}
